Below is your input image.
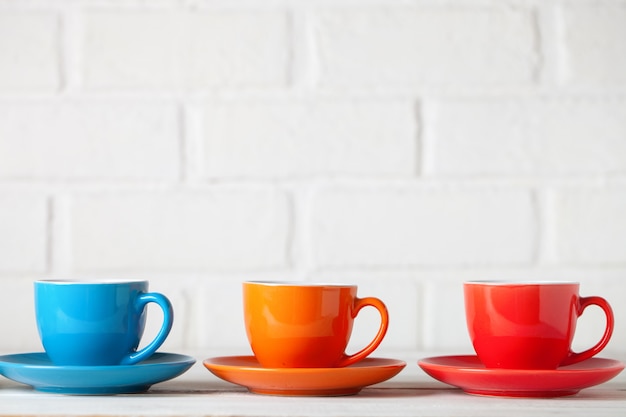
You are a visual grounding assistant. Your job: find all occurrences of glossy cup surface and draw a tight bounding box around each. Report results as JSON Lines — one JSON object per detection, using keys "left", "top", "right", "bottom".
{"left": 464, "top": 281, "right": 614, "bottom": 370}
{"left": 243, "top": 281, "right": 388, "bottom": 368}
{"left": 35, "top": 280, "right": 174, "bottom": 366}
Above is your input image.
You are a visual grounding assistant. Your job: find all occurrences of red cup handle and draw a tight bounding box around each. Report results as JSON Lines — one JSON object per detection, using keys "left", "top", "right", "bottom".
{"left": 337, "top": 297, "right": 389, "bottom": 367}
{"left": 560, "top": 295, "right": 614, "bottom": 367}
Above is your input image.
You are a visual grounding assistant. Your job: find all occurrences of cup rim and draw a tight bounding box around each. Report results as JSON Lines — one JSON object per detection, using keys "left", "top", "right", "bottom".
{"left": 244, "top": 280, "right": 357, "bottom": 288}
{"left": 35, "top": 279, "right": 149, "bottom": 285}
{"left": 464, "top": 280, "right": 579, "bottom": 286}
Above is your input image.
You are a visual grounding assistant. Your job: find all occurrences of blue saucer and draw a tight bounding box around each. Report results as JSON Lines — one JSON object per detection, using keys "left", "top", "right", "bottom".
{"left": 0, "top": 352, "right": 195, "bottom": 395}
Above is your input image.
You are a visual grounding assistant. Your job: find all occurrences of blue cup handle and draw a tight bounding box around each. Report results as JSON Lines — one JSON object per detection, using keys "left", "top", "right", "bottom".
{"left": 120, "top": 292, "right": 174, "bottom": 365}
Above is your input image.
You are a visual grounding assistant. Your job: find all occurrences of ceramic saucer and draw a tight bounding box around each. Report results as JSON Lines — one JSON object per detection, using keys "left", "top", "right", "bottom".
{"left": 418, "top": 355, "right": 625, "bottom": 398}
{"left": 203, "top": 356, "right": 406, "bottom": 396}
{"left": 0, "top": 352, "right": 195, "bottom": 395}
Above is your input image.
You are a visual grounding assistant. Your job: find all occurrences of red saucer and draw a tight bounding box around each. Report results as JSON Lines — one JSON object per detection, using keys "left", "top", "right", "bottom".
{"left": 418, "top": 355, "right": 624, "bottom": 398}
{"left": 204, "top": 356, "right": 406, "bottom": 396}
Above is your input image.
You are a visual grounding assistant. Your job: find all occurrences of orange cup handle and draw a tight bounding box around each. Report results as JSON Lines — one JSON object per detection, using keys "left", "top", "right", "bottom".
{"left": 337, "top": 296, "right": 389, "bottom": 367}
{"left": 560, "top": 295, "right": 614, "bottom": 367}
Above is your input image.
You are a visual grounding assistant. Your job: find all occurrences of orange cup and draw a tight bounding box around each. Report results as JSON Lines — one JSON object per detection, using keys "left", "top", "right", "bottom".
{"left": 243, "top": 281, "right": 389, "bottom": 368}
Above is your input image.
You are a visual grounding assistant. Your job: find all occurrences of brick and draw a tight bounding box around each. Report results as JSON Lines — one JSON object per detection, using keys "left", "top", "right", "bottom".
{"left": 82, "top": 10, "right": 289, "bottom": 90}
{"left": 82, "top": 11, "right": 180, "bottom": 89}
{"left": 0, "top": 279, "right": 41, "bottom": 350}
{"left": 186, "top": 11, "right": 289, "bottom": 89}
{"left": 422, "top": 280, "right": 473, "bottom": 352}
{"left": 426, "top": 98, "right": 626, "bottom": 175}
{"left": 315, "top": 7, "right": 538, "bottom": 89}
{"left": 198, "top": 100, "right": 417, "bottom": 178}
{"left": 69, "top": 188, "right": 290, "bottom": 271}
{"left": 0, "top": 193, "right": 47, "bottom": 273}
{"left": 553, "top": 186, "right": 626, "bottom": 265}
{"left": 562, "top": 4, "right": 626, "bottom": 86}
{"left": 0, "top": 101, "right": 179, "bottom": 180}
{"left": 311, "top": 185, "right": 536, "bottom": 267}
{"left": 194, "top": 282, "right": 250, "bottom": 349}
{"left": 0, "top": 13, "right": 59, "bottom": 92}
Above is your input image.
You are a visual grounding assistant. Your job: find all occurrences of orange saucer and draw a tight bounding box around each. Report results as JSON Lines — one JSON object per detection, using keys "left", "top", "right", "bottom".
{"left": 203, "top": 356, "right": 406, "bottom": 396}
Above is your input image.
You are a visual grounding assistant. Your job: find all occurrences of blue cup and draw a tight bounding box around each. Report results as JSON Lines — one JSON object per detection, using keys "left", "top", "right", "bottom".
{"left": 35, "top": 280, "right": 173, "bottom": 366}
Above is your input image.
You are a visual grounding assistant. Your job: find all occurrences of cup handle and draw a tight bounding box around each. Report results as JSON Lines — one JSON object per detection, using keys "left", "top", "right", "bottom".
{"left": 337, "top": 296, "right": 389, "bottom": 368}
{"left": 560, "top": 295, "right": 614, "bottom": 367}
{"left": 120, "top": 292, "right": 174, "bottom": 365}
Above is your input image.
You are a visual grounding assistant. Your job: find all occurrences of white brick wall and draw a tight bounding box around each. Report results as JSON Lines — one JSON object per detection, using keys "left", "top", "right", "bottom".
{"left": 82, "top": 10, "right": 290, "bottom": 90}
{"left": 425, "top": 98, "right": 626, "bottom": 175}
{"left": 561, "top": 3, "right": 626, "bottom": 87}
{"left": 69, "top": 187, "right": 290, "bottom": 271}
{"left": 311, "top": 185, "right": 536, "bottom": 267}
{"left": 196, "top": 100, "right": 417, "bottom": 178}
{"left": 315, "top": 7, "right": 539, "bottom": 91}
{"left": 0, "top": 0, "right": 625, "bottom": 357}
{"left": 553, "top": 186, "right": 626, "bottom": 265}
{"left": 0, "top": 101, "right": 179, "bottom": 180}
{"left": 0, "top": 192, "right": 48, "bottom": 273}
{"left": 0, "top": 13, "right": 59, "bottom": 92}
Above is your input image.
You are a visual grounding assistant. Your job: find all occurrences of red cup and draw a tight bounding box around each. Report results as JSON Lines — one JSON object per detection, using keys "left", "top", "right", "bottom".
{"left": 464, "top": 281, "right": 614, "bottom": 370}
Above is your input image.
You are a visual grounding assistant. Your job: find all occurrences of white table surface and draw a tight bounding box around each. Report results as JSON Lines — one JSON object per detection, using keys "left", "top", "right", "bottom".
{"left": 0, "top": 350, "right": 624, "bottom": 417}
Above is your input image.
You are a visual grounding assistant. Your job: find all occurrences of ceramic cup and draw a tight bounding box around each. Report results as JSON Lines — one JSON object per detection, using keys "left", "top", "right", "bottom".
{"left": 243, "top": 281, "right": 389, "bottom": 368}
{"left": 464, "top": 280, "right": 614, "bottom": 370}
{"left": 34, "top": 280, "right": 174, "bottom": 366}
